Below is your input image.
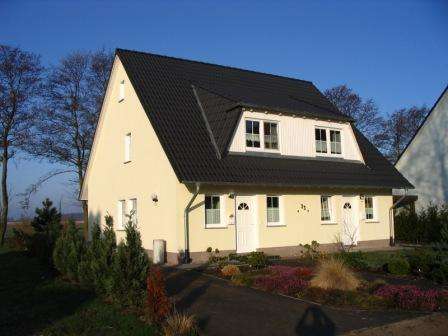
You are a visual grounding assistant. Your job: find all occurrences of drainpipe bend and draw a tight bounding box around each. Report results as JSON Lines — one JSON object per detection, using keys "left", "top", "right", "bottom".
{"left": 183, "top": 183, "right": 200, "bottom": 263}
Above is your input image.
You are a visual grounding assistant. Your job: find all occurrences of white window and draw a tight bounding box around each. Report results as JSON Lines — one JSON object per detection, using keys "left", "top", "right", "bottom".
{"left": 315, "top": 128, "right": 327, "bottom": 153}
{"left": 320, "top": 196, "right": 332, "bottom": 222}
{"left": 264, "top": 122, "right": 279, "bottom": 150}
{"left": 245, "top": 120, "right": 260, "bottom": 148}
{"left": 316, "top": 128, "right": 342, "bottom": 155}
{"left": 124, "top": 133, "right": 131, "bottom": 162}
{"left": 205, "top": 195, "right": 227, "bottom": 228}
{"left": 267, "top": 196, "right": 281, "bottom": 226}
{"left": 365, "top": 196, "right": 376, "bottom": 221}
{"left": 330, "top": 130, "right": 342, "bottom": 154}
{"left": 117, "top": 200, "right": 126, "bottom": 229}
{"left": 128, "top": 198, "right": 137, "bottom": 224}
{"left": 119, "top": 80, "right": 125, "bottom": 101}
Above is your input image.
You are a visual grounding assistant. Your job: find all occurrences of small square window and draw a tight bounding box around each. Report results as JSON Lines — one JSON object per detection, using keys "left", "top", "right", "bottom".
{"left": 264, "top": 122, "right": 279, "bottom": 150}
{"left": 267, "top": 196, "right": 281, "bottom": 225}
{"left": 205, "top": 195, "right": 221, "bottom": 226}
{"left": 245, "top": 120, "right": 260, "bottom": 148}
{"left": 330, "top": 130, "right": 342, "bottom": 154}
{"left": 321, "top": 196, "right": 332, "bottom": 222}
{"left": 124, "top": 133, "right": 131, "bottom": 163}
{"left": 315, "top": 128, "right": 327, "bottom": 153}
{"left": 365, "top": 196, "right": 374, "bottom": 220}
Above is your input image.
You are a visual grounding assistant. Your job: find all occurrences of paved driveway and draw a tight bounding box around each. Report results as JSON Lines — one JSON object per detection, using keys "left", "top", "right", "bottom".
{"left": 165, "top": 269, "right": 423, "bottom": 336}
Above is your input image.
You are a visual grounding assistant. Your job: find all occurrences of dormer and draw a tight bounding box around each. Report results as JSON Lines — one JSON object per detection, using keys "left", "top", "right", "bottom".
{"left": 228, "top": 109, "right": 363, "bottom": 162}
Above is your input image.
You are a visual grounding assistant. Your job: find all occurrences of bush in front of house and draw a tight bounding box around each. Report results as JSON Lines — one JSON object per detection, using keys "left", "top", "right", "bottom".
{"left": 231, "top": 273, "right": 254, "bottom": 286}
{"left": 112, "top": 217, "right": 150, "bottom": 307}
{"left": 310, "top": 258, "right": 360, "bottom": 291}
{"left": 335, "top": 251, "right": 369, "bottom": 270}
{"left": 146, "top": 266, "right": 172, "bottom": 323}
{"left": 395, "top": 204, "right": 448, "bottom": 244}
{"left": 387, "top": 256, "right": 410, "bottom": 275}
{"left": 374, "top": 285, "right": 447, "bottom": 311}
{"left": 221, "top": 264, "right": 241, "bottom": 277}
{"left": 78, "top": 215, "right": 117, "bottom": 295}
{"left": 53, "top": 220, "right": 85, "bottom": 281}
{"left": 253, "top": 265, "right": 311, "bottom": 295}
{"left": 246, "top": 251, "right": 269, "bottom": 269}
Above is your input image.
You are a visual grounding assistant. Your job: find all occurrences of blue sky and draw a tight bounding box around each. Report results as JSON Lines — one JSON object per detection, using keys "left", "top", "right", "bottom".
{"left": 1, "top": 0, "right": 447, "bottom": 218}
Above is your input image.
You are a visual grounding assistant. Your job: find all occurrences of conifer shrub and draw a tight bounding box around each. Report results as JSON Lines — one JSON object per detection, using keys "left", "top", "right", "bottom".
{"left": 78, "top": 215, "right": 117, "bottom": 295}
{"left": 111, "top": 216, "right": 150, "bottom": 307}
{"left": 387, "top": 256, "right": 410, "bottom": 275}
{"left": 146, "top": 266, "right": 172, "bottom": 323}
{"left": 53, "top": 220, "right": 85, "bottom": 281}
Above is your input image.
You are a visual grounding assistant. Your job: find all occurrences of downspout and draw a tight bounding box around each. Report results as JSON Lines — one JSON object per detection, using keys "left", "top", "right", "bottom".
{"left": 183, "top": 183, "right": 200, "bottom": 263}
{"left": 389, "top": 188, "right": 408, "bottom": 246}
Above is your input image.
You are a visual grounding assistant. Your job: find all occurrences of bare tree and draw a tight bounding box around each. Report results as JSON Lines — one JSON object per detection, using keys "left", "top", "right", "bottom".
{"left": 0, "top": 45, "right": 43, "bottom": 245}
{"left": 378, "top": 106, "right": 428, "bottom": 163}
{"left": 29, "top": 50, "right": 113, "bottom": 238}
{"left": 324, "top": 85, "right": 384, "bottom": 146}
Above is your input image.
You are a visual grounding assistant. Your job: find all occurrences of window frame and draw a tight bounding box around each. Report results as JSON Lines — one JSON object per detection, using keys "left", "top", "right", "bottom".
{"left": 314, "top": 127, "right": 343, "bottom": 157}
{"left": 266, "top": 195, "right": 283, "bottom": 227}
{"left": 364, "top": 196, "right": 378, "bottom": 222}
{"left": 245, "top": 118, "right": 280, "bottom": 152}
{"left": 119, "top": 80, "right": 125, "bottom": 102}
{"left": 117, "top": 200, "right": 126, "bottom": 230}
{"left": 245, "top": 119, "right": 261, "bottom": 149}
{"left": 330, "top": 129, "right": 342, "bottom": 154}
{"left": 124, "top": 133, "right": 132, "bottom": 163}
{"left": 320, "top": 195, "right": 335, "bottom": 224}
{"left": 204, "top": 195, "right": 227, "bottom": 229}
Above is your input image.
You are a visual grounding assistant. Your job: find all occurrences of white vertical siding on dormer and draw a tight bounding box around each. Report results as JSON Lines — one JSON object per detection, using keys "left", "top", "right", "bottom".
{"left": 228, "top": 110, "right": 363, "bottom": 162}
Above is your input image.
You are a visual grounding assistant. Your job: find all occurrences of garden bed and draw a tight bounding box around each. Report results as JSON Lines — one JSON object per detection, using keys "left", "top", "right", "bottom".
{"left": 202, "top": 250, "right": 448, "bottom": 313}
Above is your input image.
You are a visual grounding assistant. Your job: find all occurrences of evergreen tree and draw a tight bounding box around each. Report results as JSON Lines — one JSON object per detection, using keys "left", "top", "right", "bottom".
{"left": 112, "top": 214, "right": 150, "bottom": 307}
{"left": 31, "top": 198, "right": 62, "bottom": 233}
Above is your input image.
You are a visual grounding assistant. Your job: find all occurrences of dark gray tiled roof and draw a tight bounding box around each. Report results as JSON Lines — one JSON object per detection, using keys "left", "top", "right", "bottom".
{"left": 116, "top": 48, "right": 412, "bottom": 189}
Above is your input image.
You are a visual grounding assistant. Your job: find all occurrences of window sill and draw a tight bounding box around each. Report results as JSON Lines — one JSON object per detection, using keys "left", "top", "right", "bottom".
{"left": 118, "top": 98, "right": 124, "bottom": 103}
{"left": 365, "top": 220, "right": 379, "bottom": 223}
{"left": 123, "top": 160, "right": 132, "bottom": 164}
{"left": 321, "top": 221, "right": 337, "bottom": 225}
{"left": 205, "top": 224, "right": 227, "bottom": 229}
{"left": 267, "top": 223, "right": 286, "bottom": 227}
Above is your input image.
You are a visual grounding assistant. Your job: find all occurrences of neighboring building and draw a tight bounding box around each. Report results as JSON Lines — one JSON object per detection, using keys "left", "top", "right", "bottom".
{"left": 80, "top": 49, "right": 412, "bottom": 263}
{"left": 395, "top": 86, "right": 448, "bottom": 210}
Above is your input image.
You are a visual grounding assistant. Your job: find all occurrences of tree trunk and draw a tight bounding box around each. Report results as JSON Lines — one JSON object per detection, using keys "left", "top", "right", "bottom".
{"left": 82, "top": 200, "right": 88, "bottom": 239}
{"left": 0, "top": 146, "right": 9, "bottom": 246}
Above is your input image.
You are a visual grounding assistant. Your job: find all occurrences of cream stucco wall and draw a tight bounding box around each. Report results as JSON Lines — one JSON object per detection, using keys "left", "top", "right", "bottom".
{"left": 84, "top": 57, "right": 181, "bottom": 253}
{"left": 84, "top": 57, "right": 393, "bottom": 260}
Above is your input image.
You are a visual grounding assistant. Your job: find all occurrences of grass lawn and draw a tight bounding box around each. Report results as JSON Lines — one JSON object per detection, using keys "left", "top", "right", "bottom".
{"left": 0, "top": 246, "right": 157, "bottom": 336}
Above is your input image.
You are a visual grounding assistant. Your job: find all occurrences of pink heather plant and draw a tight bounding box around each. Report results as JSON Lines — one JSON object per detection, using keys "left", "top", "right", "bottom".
{"left": 374, "top": 285, "right": 444, "bottom": 311}
{"left": 268, "top": 265, "right": 313, "bottom": 279}
{"left": 254, "top": 266, "right": 311, "bottom": 295}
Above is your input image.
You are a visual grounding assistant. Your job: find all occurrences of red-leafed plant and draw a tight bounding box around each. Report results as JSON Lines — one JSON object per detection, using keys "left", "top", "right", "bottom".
{"left": 268, "top": 265, "right": 313, "bottom": 279}
{"left": 146, "top": 267, "right": 172, "bottom": 323}
{"left": 254, "top": 265, "right": 311, "bottom": 295}
{"left": 374, "top": 285, "right": 446, "bottom": 311}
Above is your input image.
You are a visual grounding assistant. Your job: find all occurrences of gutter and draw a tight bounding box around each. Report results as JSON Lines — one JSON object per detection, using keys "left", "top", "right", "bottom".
{"left": 183, "top": 183, "right": 200, "bottom": 263}
{"left": 389, "top": 189, "right": 408, "bottom": 246}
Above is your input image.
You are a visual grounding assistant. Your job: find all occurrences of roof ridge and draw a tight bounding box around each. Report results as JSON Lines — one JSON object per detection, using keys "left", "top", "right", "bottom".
{"left": 116, "top": 48, "right": 313, "bottom": 85}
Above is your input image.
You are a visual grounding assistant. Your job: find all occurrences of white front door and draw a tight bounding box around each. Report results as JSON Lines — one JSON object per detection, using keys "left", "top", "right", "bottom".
{"left": 236, "top": 196, "right": 256, "bottom": 253}
{"left": 341, "top": 197, "right": 359, "bottom": 246}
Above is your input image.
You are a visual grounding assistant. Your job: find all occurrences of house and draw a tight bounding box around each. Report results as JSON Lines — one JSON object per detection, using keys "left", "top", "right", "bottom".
{"left": 80, "top": 49, "right": 412, "bottom": 264}
{"left": 395, "top": 86, "right": 448, "bottom": 210}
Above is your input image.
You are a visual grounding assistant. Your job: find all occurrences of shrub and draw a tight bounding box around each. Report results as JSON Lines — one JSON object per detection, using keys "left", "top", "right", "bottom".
{"left": 336, "top": 251, "right": 369, "bottom": 270}
{"left": 374, "top": 285, "right": 445, "bottom": 311}
{"left": 31, "top": 198, "right": 61, "bottom": 233}
{"left": 254, "top": 274, "right": 309, "bottom": 295}
{"left": 78, "top": 215, "right": 117, "bottom": 295}
{"left": 146, "top": 266, "right": 172, "bottom": 323}
{"left": 310, "top": 258, "right": 359, "bottom": 291}
{"left": 268, "top": 265, "right": 313, "bottom": 279}
{"left": 221, "top": 264, "right": 241, "bottom": 277}
{"left": 231, "top": 273, "right": 254, "bottom": 287}
{"left": 246, "top": 252, "right": 269, "bottom": 269}
{"left": 163, "top": 312, "right": 198, "bottom": 336}
{"left": 299, "top": 240, "right": 321, "bottom": 263}
{"left": 53, "top": 220, "right": 84, "bottom": 281}
{"left": 111, "top": 218, "right": 150, "bottom": 307}
{"left": 387, "top": 256, "right": 410, "bottom": 275}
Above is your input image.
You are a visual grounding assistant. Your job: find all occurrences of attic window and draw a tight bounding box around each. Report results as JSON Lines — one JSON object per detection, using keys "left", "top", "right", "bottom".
{"left": 119, "top": 80, "right": 125, "bottom": 102}
{"left": 245, "top": 120, "right": 260, "bottom": 148}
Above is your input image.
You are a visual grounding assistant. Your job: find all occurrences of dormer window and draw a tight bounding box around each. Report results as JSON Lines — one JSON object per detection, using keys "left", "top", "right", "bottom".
{"left": 264, "top": 122, "right": 278, "bottom": 150}
{"left": 245, "top": 120, "right": 260, "bottom": 148}
{"left": 315, "top": 127, "right": 342, "bottom": 155}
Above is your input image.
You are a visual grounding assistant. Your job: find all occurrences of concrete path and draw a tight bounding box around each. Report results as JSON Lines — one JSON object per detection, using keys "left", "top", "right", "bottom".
{"left": 165, "top": 269, "right": 425, "bottom": 336}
